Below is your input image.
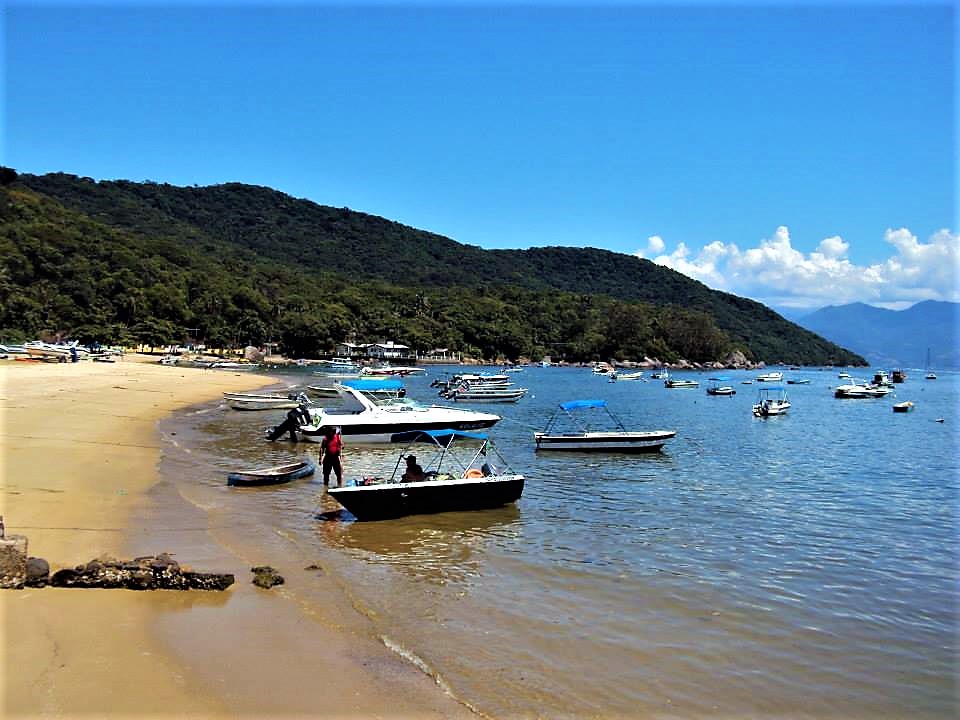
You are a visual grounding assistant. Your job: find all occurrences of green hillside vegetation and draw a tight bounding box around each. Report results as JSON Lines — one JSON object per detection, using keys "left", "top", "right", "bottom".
{"left": 1, "top": 169, "right": 865, "bottom": 366}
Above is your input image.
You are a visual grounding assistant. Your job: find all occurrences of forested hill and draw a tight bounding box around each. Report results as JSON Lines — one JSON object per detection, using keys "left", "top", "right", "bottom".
{"left": 2, "top": 170, "right": 865, "bottom": 366}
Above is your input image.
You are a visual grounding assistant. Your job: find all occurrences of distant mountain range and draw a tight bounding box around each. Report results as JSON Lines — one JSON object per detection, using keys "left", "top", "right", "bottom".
{"left": 796, "top": 301, "right": 959, "bottom": 369}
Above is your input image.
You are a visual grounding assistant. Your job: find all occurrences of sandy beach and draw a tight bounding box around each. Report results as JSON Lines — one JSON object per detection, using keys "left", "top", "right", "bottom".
{"left": 1, "top": 356, "right": 473, "bottom": 718}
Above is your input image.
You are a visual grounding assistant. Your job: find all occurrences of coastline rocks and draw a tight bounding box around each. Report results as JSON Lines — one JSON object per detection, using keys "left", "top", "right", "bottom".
{"left": 48, "top": 553, "right": 234, "bottom": 591}
{"left": 0, "top": 535, "right": 28, "bottom": 589}
{"left": 25, "top": 557, "right": 50, "bottom": 588}
{"left": 251, "top": 566, "right": 284, "bottom": 589}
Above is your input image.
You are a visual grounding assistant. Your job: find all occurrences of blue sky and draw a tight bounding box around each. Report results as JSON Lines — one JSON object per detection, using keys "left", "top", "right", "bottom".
{"left": 4, "top": 1, "right": 956, "bottom": 313}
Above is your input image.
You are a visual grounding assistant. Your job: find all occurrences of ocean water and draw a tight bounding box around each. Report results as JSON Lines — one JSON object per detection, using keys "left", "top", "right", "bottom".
{"left": 158, "top": 366, "right": 958, "bottom": 718}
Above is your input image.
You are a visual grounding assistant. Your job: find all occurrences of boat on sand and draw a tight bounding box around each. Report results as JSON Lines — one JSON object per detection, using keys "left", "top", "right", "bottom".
{"left": 227, "top": 459, "right": 316, "bottom": 487}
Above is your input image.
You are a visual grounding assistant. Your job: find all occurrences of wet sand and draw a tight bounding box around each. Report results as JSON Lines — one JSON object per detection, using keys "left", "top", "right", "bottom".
{"left": 0, "top": 356, "right": 473, "bottom": 718}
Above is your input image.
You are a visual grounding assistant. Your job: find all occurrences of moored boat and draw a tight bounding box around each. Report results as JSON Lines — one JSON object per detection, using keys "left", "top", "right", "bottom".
{"left": 706, "top": 377, "right": 736, "bottom": 396}
{"left": 227, "top": 459, "right": 316, "bottom": 487}
{"left": 752, "top": 386, "right": 791, "bottom": 417}
{"left": 756, "top": 371, "right": 784, "bottom": 382}
{"left": 327, "top": 429, "right": 523, "bottom": 520}
{"left": 534, "top": 399, "right": 676, "bottom": 453}
{"left": 834, "top": 382, "right": 892, "bottom": 399}
{"left": 665, "top": 378, "right": 699, "bottom": 388}
{"left": 892, "top": 401, "right": 915, "bottom": 413}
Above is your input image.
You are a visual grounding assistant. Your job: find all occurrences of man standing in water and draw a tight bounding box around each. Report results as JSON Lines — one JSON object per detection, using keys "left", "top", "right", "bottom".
{"left": 320, "top": 426, "right": 343, "bottom": 487}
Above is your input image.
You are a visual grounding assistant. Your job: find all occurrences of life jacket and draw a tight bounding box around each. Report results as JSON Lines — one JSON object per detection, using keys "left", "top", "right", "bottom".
{"left": 326, "top": 432, "right": 343, "bottom": 454}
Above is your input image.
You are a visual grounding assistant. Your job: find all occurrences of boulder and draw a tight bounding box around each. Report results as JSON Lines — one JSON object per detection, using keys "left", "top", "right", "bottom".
{"left": 25, "top": 557, "right": 49, "bottom": 588}
{"left": 49, "top": 554, "right": 234, "bottom": 591}
{"left": 251, "top": 566, "right": 284, "bottom": 589}
{"left": 0, "top": 535, "right": 28, "bottom": 589}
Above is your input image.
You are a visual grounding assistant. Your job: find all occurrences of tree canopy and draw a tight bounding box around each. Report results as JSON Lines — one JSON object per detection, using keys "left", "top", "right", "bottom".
{"left": 0, "top": 170, "right": 866, "bottom": 366}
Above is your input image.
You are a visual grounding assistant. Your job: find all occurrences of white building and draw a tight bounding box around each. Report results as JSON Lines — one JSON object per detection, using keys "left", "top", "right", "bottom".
{"left": 367, "top": 341, "right": 410, "bottom": 360}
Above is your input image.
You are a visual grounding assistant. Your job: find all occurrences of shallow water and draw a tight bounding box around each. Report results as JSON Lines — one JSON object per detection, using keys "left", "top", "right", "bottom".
{"left": 158, "top": 366, "right": 958, "bottom": 718}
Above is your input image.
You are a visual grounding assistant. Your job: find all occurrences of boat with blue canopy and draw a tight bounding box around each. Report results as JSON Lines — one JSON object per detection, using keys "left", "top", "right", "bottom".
{"left": 534, "top": 399, "right": 677, "bottom": 453}
{"left": 327, "top": 429, "right": 524, "bottom": 520}
{"left": 706, "top": 377, "right": 736, "bottom": 396}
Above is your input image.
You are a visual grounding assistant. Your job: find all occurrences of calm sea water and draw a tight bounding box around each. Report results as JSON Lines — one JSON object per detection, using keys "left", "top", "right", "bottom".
{"left": 158, "top": 366, "right": 958, "bottom": 718}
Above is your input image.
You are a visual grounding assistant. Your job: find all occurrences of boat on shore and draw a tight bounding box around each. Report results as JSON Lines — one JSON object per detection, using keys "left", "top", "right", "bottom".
{"left": 752, "top": 386, "right": 791, "bottom": 417}
{"left": 327, "top": 429, "right": 524, "bottom": 520}
{"left": 224, "top": 391, "right": 309, "bottom": 411}
{"left": 534, "top": 399, "right": 676, "bottom": 453}
{"left": 227, "top": 459, "right": 316, "bottom": 487}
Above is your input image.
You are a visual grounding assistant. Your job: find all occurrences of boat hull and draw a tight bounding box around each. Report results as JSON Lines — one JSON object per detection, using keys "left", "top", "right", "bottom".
{"left": 328, "top": 475, "right": 524, "bottom": 520}
{"left": 534, "top": 431, "right": 676, "bottom": 453}
{"left": 227, "top": 460, "right": 316, "bottom": 487}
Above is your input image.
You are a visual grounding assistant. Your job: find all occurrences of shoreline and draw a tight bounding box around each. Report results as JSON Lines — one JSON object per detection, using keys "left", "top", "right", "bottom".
{"left": 0, "top": 357, "right": 473, "bottom": 718}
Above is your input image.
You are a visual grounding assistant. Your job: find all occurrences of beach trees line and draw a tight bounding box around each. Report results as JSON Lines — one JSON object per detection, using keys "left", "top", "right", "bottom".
{"left": 0, "top": 171, "right": 866, "bottom": 366}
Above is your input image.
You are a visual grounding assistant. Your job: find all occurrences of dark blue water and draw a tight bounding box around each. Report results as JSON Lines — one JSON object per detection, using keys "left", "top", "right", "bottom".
{"left": 162, "top": 365, "right": 959, "bottom": 718}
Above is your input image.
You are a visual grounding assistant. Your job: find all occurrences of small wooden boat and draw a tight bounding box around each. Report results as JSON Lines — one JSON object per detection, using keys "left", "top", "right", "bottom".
{"left": 227, "top": 459, "right": 316, "bottom": 487}
{"left": 892, "top": 401, "right": 915, "bottom": 413}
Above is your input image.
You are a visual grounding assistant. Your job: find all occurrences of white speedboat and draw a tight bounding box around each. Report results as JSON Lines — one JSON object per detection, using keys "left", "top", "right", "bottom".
{"left": 756, "top": 371, "right": 784, "bottom": 382}
{"left": 328, "top": 429, "right": 524, "bottom": 521}
{"left": 24, "top": 341, "right": 86, "bottom": 361}
{"left": 752, "top": 386, "right": 791, "bottom": 416}
{"left": 445, "top": 386, "right": 528, "bottom": 403}
{"left": 834, "top": 382, "right": 892, "bottom": 398}
{"left": 297, "top": 382, "right": 501, "bottom": 443}
{"left": 360, "top": 364, "right": 425, "bottom": 377}
{"left": 665, "top": 378, "right": 699, "bottom": 388}
{"left": 534, "top": 399, "right": 676, "bottom": 453}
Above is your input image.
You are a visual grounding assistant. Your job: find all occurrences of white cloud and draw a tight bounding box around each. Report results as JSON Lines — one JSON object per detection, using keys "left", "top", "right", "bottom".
{"left": 634, "top": 226, "right": 959, "bottom": 310}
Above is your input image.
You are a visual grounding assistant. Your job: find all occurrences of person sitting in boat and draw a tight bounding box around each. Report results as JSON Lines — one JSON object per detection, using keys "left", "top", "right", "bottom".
{"left": 320, "top": 426, "right": 344, "bottom": 487}
{"left": 401, "top": 455, "right": 425, "bottom": 483}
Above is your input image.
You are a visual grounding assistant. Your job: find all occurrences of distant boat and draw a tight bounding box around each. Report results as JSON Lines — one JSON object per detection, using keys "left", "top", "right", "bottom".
{"left": 834, "top": 381, "right": 893, "bottom": 399}
{"left": 786, "top": 378, "right": 811, "bottom": 385}
{"left": 891, "top": 368, "right": 907, "bottom": 383}
{"left": 756, "top": 371, "right": 784, "bottom": 382}
{"left": 665, "top": 378, "right": 699, "bottom": 388}
{"left": 227, "top": 459, "right": 316, "bottom": 487}
{"left": 892, "top": 401, "right": 915, "bottom": 413}
{"left": 925, "top": 348, "right": 937, "bottom": 379}
{"left": 752, "top": 386, "right": 791, "bottom": 417}
{"left": 705, "top": 377, "right": 736, "bottom": 396}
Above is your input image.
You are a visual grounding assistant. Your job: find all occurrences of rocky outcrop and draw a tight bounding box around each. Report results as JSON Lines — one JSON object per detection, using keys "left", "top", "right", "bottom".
{"left": 0, "top": 535, "right": 28, "bottom": 589}
{"left": 251, "top": 566, "right": 284, "bottom": 589}
{"left": 48, "top": 553, "right": 234, "bottom": 591}
{"left": 25, "top": 557, "right": 49, "bottom": 588}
